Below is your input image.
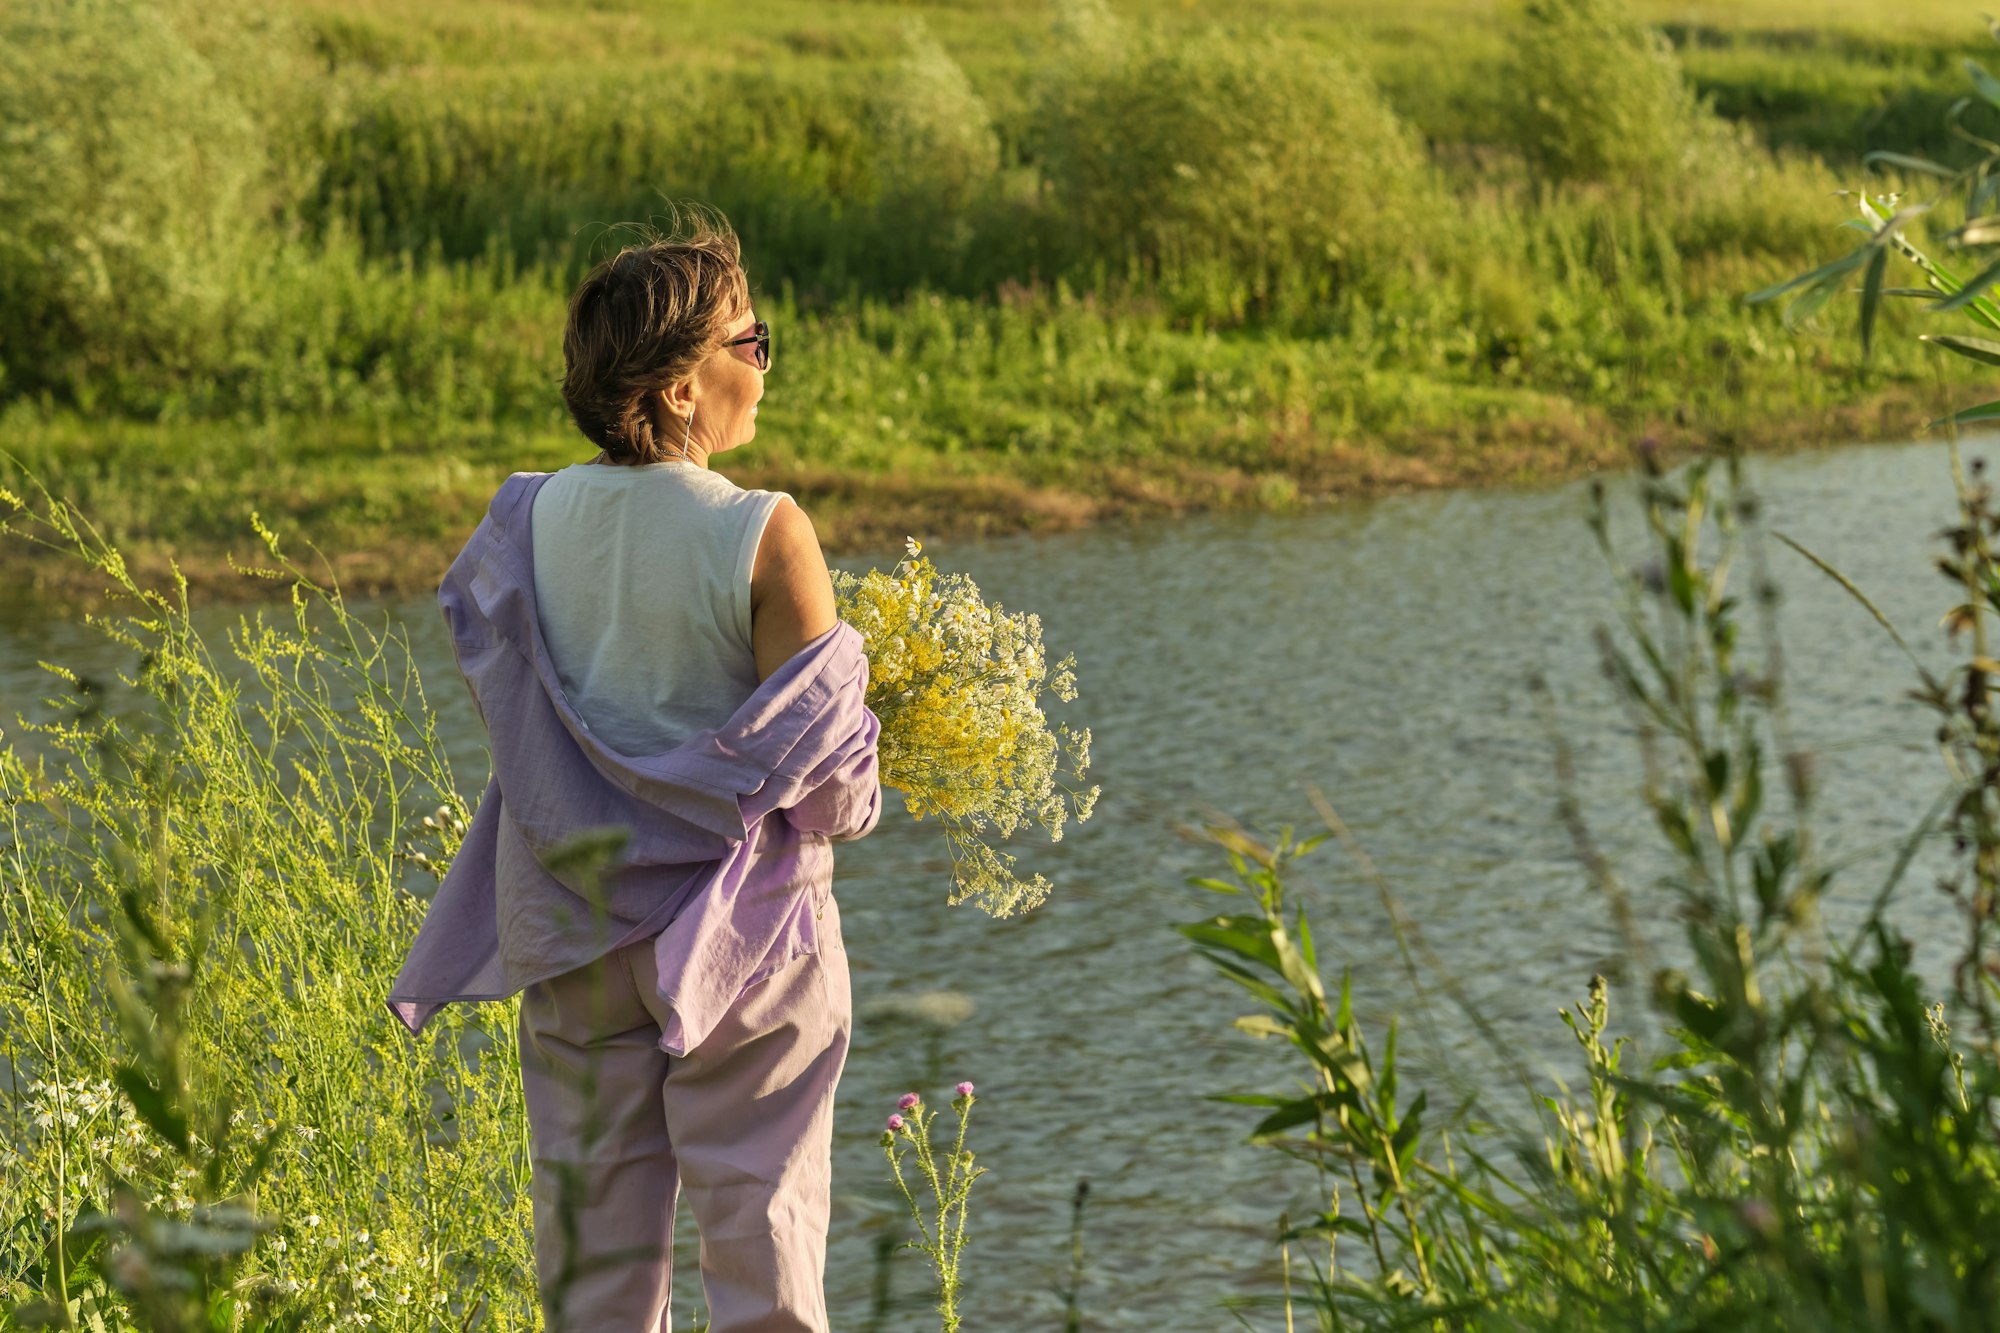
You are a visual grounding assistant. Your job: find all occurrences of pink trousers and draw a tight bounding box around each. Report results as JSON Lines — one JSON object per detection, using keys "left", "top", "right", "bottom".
{"left": 516, "top": 892, "right": 850, "bottom": 1332}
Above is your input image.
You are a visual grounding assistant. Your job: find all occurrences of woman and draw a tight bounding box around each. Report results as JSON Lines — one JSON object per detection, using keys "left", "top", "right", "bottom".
{"left": 388, "top": 209, "right": 882, "bottom": 1332}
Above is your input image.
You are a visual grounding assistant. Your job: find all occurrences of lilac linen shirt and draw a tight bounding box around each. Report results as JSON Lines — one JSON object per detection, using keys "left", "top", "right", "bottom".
{"left": 387, "top": 471, "right": 882, "bottom": 1056}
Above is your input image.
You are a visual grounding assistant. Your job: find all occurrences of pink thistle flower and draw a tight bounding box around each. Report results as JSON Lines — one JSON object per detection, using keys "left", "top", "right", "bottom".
{"left": 886, "top": 1114, "right": 905, "bottom": 1132}
{"left": 898, "top": 1093, "right": 920, "bottom": 1111}
{"left": 956, "top": 1082, "right": 975, "bottom": 1097}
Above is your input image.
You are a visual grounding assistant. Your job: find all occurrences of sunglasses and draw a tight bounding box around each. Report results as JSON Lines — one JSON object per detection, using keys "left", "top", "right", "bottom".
{"left": 723, "top": 320, "right": 771, "bottom": 371}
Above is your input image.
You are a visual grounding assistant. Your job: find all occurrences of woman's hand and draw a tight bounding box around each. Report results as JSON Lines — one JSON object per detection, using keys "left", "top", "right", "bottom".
{"left": 751, "top": 496, "right": 838, "bottom": 682}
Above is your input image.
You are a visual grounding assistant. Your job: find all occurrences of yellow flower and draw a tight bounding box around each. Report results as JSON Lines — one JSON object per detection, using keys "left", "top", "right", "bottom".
{"left": 832, "top": 540, "right": 1099, "bottom": 917}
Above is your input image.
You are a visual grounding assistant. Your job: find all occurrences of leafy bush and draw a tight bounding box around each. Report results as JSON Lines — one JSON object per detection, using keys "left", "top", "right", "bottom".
{"left": 1027, "top": 2, "right": 1436, "bottom": 304}
{"left": 0, "top": 0, "right": 316, "bottom": 406}
{"left": 1503, "top": 0, "right": 1738, "bottom": 186}
{"left": 871, "top": 23, "right": 1001, "bottom": 220}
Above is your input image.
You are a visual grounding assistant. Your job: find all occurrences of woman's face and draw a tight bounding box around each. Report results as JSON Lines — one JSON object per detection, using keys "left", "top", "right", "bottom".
{"left": 685, "top": 299, "right": 766, "bottom": 456}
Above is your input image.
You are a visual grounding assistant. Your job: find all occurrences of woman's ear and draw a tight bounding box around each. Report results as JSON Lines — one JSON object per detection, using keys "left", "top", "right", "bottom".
{"left": 659, "top": 377, "right": 696, "bottom": 418}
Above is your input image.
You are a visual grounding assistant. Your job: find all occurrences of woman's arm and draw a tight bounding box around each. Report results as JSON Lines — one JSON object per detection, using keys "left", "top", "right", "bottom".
{"left": 750, "top": 496, "right": 839, "bottom": 683}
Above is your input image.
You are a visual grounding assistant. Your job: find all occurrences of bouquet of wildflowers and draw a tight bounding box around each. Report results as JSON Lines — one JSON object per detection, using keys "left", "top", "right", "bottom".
{"left": 832, "top": 538, "right": 1098, "bottom": 916}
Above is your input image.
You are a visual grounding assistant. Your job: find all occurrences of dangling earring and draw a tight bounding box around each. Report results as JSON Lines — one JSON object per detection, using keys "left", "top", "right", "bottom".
{"left": 682, "top": 402, "right": 696, "bottom": 459}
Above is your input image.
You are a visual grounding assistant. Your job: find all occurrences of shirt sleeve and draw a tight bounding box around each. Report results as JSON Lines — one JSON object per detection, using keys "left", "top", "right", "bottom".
{"left": 778, "top": 708, "right": 883, "bottom": 843}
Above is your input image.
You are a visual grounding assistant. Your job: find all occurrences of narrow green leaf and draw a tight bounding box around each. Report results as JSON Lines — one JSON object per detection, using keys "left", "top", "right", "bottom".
{"left": 1928, "top": 398, "right": 2000, "bottom": 430}
{"left": 1309, "top": 1030, "right": 1375, "bottom": 1093}
{"left": 1232, "top": 1014, "right": 1292, "bottom": 1040}
{"left": 1390, "top": 1089, "right": 1429, "bottom": 1167}
{"left": 1782, "top": 271, "right": 1852, "bottom": 328}
{"left": 1731, "top": 745, "right": 1764, "bottom": 844}
{"left": 1176, "top": 918, "right": 1279, "bottom": 966}
{"left": 1287, "top": 1212, "right": 1378, "bottom": 1242}
{"left": 1860, "top": 247, "right": 1888, "bottom": 359}
{"left": 1251, "top": 1093, "right": 1340, "bottom": 1138}
{"left": 1746, "top": 247, "right": 1867, "bottom": 306}
{"left": 1967, "top": 58, "right": 2000, "bottom": 112}
{"left": 1928, "top": 255, "right": 2000, "bottom": 312}
{"left": 1184, "top": 876, "right": 1241, "bottom": 896}
{"left": 114, "top": 1064, "right": 189, "bottom": 1153}
{"left": 1667, "top": 547, "right": 1698, "bottom": 616}
{"left": 1974, "top": 169, "right": 2000, "bottom": 220}
{"left": 1921, "top": 333, "right": 2000, "bottom": 367}
{"left": 1703, "top": 749, "right": 1731, "bottom": 797}
{"left": 1863, "top": 150, "right": 1957, "bottom": 178}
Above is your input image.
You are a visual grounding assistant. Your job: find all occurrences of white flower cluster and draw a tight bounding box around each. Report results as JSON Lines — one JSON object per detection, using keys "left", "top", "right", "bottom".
{"left": 258, "top": 1216, "right": 447, "bottom": 1324}
{"left": 23, "top": 1077, "right": 158, "bottom": 1168}
{"left": 833, "top": 537, "right": 1099, "bottom": 916}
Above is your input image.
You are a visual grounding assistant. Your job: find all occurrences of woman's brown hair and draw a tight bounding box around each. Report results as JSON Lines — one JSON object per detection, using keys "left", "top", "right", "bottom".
{"left": 560, "top": 205, "right": 751, "bottom": 464}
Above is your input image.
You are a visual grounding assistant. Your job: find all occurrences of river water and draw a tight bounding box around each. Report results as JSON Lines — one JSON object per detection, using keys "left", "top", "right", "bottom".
{"left": 0, "top": 438, "right": 1977, "bottom": 1328}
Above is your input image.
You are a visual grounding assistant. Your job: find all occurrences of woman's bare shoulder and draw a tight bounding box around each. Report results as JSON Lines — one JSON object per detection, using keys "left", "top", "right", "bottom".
{"left": 751, "top": 495, "right": 829, "bottom": 603}
{"left": 750, "top": 494, "right": 837, "bottom": 678}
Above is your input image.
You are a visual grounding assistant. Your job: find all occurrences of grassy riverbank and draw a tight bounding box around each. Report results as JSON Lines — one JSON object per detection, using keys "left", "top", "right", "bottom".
{"left": 5, "top": 0, "right": 1999, "bottom": 600}
{"left": 0, "top": 375, "right": 1960, "bottom": 603}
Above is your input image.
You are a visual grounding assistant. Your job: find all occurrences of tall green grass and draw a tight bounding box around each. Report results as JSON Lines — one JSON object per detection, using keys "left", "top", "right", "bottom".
{"left": 0, "top": 492, "right": 535, "bottom": 1327}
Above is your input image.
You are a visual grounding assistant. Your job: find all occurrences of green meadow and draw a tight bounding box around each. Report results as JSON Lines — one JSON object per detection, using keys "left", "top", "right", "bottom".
{"left": 4, "top": 0, "right": 1998, "bottom": 595}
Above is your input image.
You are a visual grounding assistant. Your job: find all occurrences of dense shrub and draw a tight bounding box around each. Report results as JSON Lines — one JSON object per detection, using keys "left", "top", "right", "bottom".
{"left": 1027, "top": 3, "right": 1436, "bottom": 301}
{"left": 1504, "top": 0, "right": 1738, "bottom": 186}
{"left": 871, "top": 23, "right": 1001, "bottom": 219}
{"left": 0, "top": 0, "right": 288, "bottom": 405}
{"left": 854, "top": 23, "right": 1012, "bottom": 292}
